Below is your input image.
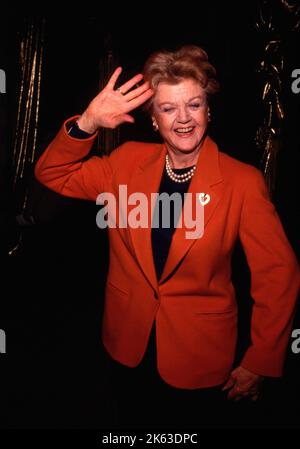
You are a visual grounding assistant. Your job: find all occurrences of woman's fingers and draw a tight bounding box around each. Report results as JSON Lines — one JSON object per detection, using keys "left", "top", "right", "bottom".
{"left": 222, "top": 376, "right": 235, "bottom": 391}
{"left": 229, "top": 390, "right": 259, "bottom": 401}
{"left": 119, "top": 114, "right": 135, "bottom": 124}
{"left": 227, "top": 385, "right": 241, "bottom": 400}
{"left": 106, "top": 70, "right": 153, "bottom": 109}
{"left": 106, "top": 67, "right": 123, "bottom": 90}
{"left": 126, "top": 88, "right": 154, "bottom": 110}
{"left": 226, "top": 383, "right": 259, "bottom": 401}
{"left": 125, "top": 81, "right": 151, "bottom": 101}
{"left": 117, "top": 73, "right": 144, "bottom": 95}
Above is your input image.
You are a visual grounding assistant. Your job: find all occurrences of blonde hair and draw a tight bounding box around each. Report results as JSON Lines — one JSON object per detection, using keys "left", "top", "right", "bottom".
{"left": 143, "top": 45, "right": 219, "bottom": 111}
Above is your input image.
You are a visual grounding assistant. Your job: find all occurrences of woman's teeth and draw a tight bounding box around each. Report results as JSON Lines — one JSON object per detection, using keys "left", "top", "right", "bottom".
{"left": 175, "top": 127, "right": 194, "bottom": 134}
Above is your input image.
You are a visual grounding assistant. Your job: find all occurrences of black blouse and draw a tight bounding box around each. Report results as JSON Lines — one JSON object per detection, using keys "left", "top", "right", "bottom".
{"left": 151, "top": 165, "right": 193, "bottom": 281}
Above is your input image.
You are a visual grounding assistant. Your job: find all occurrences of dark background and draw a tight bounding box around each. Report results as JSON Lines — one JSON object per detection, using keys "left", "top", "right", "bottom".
{"left": 0, "top": 3, "right": 299, "bottom": 429}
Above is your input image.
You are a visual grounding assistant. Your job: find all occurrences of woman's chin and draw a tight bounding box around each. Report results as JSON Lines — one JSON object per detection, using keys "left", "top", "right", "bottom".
{"left": 169, "top": 140, "right": 202, "bottom": 154}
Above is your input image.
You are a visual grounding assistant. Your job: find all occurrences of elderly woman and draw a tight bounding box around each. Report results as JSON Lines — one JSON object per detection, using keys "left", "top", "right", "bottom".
{"left": 35, "top": 45, "right": 299, "bottom": 428}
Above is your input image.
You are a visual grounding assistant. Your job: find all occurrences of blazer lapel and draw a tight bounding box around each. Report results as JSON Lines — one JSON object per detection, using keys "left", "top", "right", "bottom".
{"left": 159, "top": 136, "right": 224, "bottom": 284}
{"left": 127, "top": 144, "right": 167, "bottom": 291}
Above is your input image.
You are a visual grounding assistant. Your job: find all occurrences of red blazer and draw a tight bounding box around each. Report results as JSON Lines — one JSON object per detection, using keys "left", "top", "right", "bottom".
{"left": 35, "top": 117, "right": 300, "bottom": 389}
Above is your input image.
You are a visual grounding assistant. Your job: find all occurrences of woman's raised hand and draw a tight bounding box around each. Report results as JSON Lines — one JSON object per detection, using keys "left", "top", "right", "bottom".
{"left": 77, "top": 67, "right": 153, "bottom": 134}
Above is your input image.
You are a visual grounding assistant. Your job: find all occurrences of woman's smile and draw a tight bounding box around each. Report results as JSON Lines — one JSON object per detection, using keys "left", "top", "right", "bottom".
{"left": 174, "top": 126, "right": 195, "bottom": 137}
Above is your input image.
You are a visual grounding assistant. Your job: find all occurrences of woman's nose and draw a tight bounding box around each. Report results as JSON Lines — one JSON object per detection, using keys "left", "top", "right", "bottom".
{"left": 176, "top": 107, "right": 191, "bottom": 123}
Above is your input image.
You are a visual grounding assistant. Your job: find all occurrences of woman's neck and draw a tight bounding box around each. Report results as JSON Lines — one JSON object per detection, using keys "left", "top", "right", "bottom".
{"left": 165, "top": 132, "right": 207, "bottom": 169}
{"left": 166, "top": 145, "right": 201, "bottom": 169}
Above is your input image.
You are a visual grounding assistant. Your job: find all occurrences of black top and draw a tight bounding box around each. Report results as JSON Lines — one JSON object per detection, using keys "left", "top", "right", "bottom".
{"left": 151, "top": 166, "right": 193, "bottom": 281}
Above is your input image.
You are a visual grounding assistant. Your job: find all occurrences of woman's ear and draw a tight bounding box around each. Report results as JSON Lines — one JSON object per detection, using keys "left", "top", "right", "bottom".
{"left": 152, "top": 116, "right": 159, "bottom": 131}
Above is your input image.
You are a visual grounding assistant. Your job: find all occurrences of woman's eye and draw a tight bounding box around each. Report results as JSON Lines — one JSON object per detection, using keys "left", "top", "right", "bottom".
{"left": 189, "top": 103, "right": 201, "bottom": 109}
{"left": 162, "top": 107, "right": 175, "bottom": 113}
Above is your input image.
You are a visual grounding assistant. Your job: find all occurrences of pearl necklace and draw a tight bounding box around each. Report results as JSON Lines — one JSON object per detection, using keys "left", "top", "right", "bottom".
{"left": 165, "top": 154, "right": 196, "bottom": 183}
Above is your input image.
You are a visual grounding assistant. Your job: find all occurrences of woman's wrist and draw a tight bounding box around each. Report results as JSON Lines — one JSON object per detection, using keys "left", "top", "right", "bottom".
{"left": 68, "top": 120, "right": 94, "bottom": 139}
{"left": 76, "top": 113, "right": 98, "bottom": 134}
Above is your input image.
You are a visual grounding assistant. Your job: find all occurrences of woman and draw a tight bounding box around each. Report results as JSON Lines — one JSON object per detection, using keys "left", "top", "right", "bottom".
{"left": 35, "top": 45, "right": 299, "bottom": 428}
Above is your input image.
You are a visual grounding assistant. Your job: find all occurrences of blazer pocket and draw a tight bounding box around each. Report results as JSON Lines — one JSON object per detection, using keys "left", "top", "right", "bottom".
{"left": 106, "top": 280, "right": 129, "bottom": 296}
{"left": 194, "top": 308, "right": 237, "bottom": 317}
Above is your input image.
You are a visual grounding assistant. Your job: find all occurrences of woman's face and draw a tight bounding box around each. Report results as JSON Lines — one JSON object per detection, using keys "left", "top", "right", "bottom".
{"left": 152, "top": 78, "right": 209, "bottom": 155}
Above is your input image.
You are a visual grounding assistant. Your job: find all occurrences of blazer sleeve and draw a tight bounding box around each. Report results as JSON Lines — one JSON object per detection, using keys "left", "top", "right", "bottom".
{"left": 35, "top": 116, "right": 114, "bottom": 201}
{"left": 238, "top": 166, "right": 300, "bottom": 377}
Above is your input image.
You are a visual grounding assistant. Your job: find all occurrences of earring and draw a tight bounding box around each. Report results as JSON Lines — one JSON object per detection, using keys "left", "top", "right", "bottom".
{"left": 208, "top": 111, "right": 211, "bottom": 122}
{"left": 152, "top": 121, "right": 159, "bottom": 131}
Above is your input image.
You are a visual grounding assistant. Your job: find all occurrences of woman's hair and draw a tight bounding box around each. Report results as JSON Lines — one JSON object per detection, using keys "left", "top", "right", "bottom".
{"left": 143, "top": 45, "right": 219, "bottom": 112}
